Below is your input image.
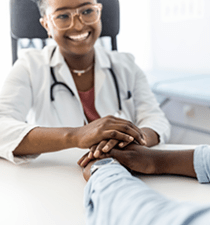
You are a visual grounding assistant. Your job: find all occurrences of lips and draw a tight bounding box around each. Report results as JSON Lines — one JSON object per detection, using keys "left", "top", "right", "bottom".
{"left": 67, "top": 32, "right": 90, "bottom": 42}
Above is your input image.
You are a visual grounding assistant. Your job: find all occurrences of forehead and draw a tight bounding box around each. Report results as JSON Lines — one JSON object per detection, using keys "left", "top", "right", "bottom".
{"left": 46, "top": 0, "right": 97, "bottom": 13}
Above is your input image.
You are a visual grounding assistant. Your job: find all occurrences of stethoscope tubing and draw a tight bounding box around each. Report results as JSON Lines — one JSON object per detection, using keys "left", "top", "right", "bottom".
{"left": 49, "top": 48, "right": 122, "bottom": 111}
{"left": 50, "top": 67, "right": 74, "bottom": 101}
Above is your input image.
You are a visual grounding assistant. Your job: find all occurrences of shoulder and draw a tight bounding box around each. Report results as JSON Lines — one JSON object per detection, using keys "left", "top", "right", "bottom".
{"left": 95, "top": 45, "right": 135, "bottom": 65}
{"left": 17, "top": 44, "right": 56, "bottom": 66}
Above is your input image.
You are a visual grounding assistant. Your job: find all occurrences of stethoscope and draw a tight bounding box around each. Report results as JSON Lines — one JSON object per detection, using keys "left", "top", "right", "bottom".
{"left": 49, "top": 47, "right": 122, "bottom": 113}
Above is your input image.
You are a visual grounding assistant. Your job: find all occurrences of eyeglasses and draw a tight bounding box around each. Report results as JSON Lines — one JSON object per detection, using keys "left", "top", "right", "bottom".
{"left": 48, "top": 3, "right": 102, "bottom": 30}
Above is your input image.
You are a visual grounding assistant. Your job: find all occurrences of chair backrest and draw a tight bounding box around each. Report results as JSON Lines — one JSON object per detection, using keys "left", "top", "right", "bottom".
{"left": 10, "top": 0, "right": 120, "bottom": 64}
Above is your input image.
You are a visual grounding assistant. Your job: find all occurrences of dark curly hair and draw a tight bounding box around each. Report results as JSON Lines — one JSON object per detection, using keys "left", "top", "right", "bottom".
{"left": 31, "top": 0, "right": 48, "bottom": 17}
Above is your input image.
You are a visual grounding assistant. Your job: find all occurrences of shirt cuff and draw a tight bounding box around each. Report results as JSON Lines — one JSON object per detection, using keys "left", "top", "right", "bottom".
{"left": 194, "top": 145, "right": 210, "bottom": 183}
{"left": 1, "top": 124, "right": 40, "bottom": 164}
{"left": 84, "top": 164, "right": 132, "bottom": 207}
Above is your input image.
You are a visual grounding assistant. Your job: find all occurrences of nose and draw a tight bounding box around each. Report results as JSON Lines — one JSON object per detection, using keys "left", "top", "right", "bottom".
{"left": 72, "top": 13, "right": 84, "bottom": 30}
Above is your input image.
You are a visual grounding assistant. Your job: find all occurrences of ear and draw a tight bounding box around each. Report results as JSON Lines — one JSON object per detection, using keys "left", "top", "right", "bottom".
{"left": 40, "top": 17, "right": 51, "bottom": 37}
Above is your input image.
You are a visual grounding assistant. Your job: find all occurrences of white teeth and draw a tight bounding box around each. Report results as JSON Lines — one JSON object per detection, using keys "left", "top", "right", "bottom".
{"left": 68, "top": 32, "right": 89, "bottom": 41}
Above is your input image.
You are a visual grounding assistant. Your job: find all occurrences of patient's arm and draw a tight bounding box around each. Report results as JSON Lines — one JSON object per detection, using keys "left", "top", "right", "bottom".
{"left": 107, "top": 144, "right": 196, "bottom": 178}
{"left": 83, "top": 162, "right": 210, "bottom": 225}
{"left": 79, "top": 143, "right": 196, "bottom": 178}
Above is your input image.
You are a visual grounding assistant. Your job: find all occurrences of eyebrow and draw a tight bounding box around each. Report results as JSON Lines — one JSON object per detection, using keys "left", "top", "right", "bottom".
{"left": 54, "top": 2, "right": 92, "bottom": 13}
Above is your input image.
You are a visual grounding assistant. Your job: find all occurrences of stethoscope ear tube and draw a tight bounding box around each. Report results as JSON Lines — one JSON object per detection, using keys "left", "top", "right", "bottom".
{"left": 50, "top": 67, "right": 74, "bottom": 101}
{"left": 49, "top": 47, "right": 122, "bottom": 112}
{"left": 109, "top": 68, "right": 122, "bottom": 111}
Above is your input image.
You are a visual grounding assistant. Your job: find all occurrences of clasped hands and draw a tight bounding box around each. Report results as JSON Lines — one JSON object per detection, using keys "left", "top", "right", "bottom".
{"left": 77, "top": 116, "right": 157, "bottom": 174}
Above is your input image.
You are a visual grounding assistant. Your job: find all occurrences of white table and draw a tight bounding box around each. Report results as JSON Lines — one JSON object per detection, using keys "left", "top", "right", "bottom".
{"left": 1, "top": 145, "right": 210, "bottom": 225}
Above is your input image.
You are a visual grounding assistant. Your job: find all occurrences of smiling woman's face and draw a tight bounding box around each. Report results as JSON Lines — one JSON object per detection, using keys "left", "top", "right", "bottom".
{"left": 40, "top": 0, "right": 102, "bottom": 58}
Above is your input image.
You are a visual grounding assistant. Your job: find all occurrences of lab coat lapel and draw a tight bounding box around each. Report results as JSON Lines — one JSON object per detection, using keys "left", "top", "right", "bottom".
{"left": 58, "top": 63, "right": 87, "bottom": 123}
{"left": 94, "top": 63, "right": 106, "bottom": 98}
{"left": 49, "top": 47, "right": 87, "bottom": 124}
{"left": 94, "top": 46, "right": 110, "bottom": 98}
{"left": 50, "top": 46, "right": 80, "bottom": 101}
{"left": 58, "top": 63, "right": 80, "bottom": 100}
{"left": 94, "top": 46, "right": 118, "bottom": 117}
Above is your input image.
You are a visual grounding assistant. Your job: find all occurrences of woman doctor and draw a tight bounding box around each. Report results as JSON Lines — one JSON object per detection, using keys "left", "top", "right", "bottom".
{"left": 0, "top": 0, "right": 170, "bottom": 164}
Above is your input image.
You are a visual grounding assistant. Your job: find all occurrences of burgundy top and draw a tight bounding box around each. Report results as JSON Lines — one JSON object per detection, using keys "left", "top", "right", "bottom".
{"left": 78, "top": 87, "right": 100, "bottom": 122}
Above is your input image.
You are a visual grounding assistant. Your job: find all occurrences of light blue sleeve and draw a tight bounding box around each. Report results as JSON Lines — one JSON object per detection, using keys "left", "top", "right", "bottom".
{"left": 194, "top": 145, "right": 210, "bottom": 183}
{"left": 84, "top": 164, "right": 210, "bottom": 225}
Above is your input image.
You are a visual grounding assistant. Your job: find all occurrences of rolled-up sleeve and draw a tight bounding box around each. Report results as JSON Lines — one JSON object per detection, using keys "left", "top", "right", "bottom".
{"left": 0, "top": 58, "right": 39, "bottom": 164}
{"left": 85, "top": 164, "right": 210, "bottom": 225}
{"left": 133, "top": 67, "right": 171, "bottom": 144}
{"left": 194, "top": 145, "right": 210, "bottom": 183}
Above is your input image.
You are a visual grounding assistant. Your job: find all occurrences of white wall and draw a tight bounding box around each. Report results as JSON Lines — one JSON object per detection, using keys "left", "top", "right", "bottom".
{"left": 150, "top": 0, "right": 210, "bottom": 74}
{"left": 118, "top": 0, "right": 152, "bottom": 71}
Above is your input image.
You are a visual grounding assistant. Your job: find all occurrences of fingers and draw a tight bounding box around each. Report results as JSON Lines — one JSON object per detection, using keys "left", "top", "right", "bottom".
{"left": 103, "top": 130, "right": 134, "bottom": 143}
{"left": 104, "top": 116, "right": 147, "bottom": 145}
{"left": 101, "top": 139, "right": 119, "bottom": 153}
{"left": 91, "top": 139, "right": 119, "bottom": 157}
{"left": 78, "top": 150, "right": 94, "bottom": 167}
{"left": 93, "top": 140, "right": 107, "bottom": 158}
{"left": 106, "top": 124, "right": 146, "bottom": 146}
{"left": 77, "top": 152, "right": 89, "bottom": 165}
{"left": 80, "top": 156, "right": 92, "bottom": 167}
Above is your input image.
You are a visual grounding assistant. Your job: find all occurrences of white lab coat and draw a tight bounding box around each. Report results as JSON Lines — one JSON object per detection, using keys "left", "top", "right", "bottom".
{"left": 0, "top": 45, "right": 170, "bottom": 164}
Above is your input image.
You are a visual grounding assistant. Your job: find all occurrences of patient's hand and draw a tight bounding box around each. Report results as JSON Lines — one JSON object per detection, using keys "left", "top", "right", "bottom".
{"left": 82, "top": 159, "right": 98, "bottom": 182}
{"left": 106, "top": 144, "right": 156, "bottom": 174}
{"left": 78, "top": 143, "right": 156, "bottom": 174}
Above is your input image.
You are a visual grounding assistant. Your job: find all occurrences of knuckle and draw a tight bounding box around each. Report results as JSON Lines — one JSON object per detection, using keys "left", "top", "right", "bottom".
{"left": 103, "top": 116, "right": 113, "bottom": 124}
{"left": 124, "top": 125, "right": 130, "bottom": 131}
{"left": 106, "top": 115, "right": 114, "bottom": 120}
{"left": 127, "top": 121, "right": 133, "bottom": 128}
{"left": 124, "top": 134, "right": 131, "bottom": 141}
{"left": 110, "top": 131, "right": 117, "bottom": 138}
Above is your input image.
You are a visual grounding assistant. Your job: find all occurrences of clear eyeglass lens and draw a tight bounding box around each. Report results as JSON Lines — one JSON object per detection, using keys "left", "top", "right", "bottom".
{"left": 52, "top": 5, "right": 100, "bottom": 29}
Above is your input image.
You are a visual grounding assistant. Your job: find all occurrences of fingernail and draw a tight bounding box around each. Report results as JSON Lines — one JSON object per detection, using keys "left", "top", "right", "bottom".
{"left": 94, "top": 150, "right": 99, "bottom": 158}
{"left": 119, "top": 143, "right": 124, "bottom": 147}
{"left": 88, "top": 152, "right": 92, "bottom": 159}
{"left": 142, "top": 139, "right": 147, "bottom": 145}
{"left": 102, "top": 146, "right": 108, "bottom": 152}
{"left": 129, "top": 136, "right": 134, "bottom": 141}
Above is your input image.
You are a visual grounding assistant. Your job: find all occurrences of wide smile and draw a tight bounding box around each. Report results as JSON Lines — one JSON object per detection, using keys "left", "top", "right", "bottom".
{"left": 67, "top": 32, "right": 90, "bottom": 42}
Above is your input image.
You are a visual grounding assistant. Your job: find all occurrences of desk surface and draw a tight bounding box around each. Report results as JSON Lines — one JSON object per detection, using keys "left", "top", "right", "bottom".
{"left": 1, "top": 145, "right": 210, "bottom": 225}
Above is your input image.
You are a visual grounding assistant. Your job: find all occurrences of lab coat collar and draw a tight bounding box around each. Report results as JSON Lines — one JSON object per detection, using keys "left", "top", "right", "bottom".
{"left": 49, "top": 45, "right": 65, "bottom": 67}
{"left": 94, "top": 45, "right": 111, "bottom": 69}
{"left": 94, "top": 46, "right": 111, "bottom": 97}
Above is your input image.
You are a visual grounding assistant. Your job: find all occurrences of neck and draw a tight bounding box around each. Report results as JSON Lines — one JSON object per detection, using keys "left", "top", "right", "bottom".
{"left": 64, "top": 50, "right": 95, "bottom": 71}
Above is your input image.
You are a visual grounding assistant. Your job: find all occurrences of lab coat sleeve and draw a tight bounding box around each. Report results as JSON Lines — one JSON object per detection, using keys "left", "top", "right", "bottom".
{"left": 132, "top": 64, "right": 170, "bottom": 143}
{"left": 0, "top": 58, "right": 39, "bottom": 164}
{"left": 84, "top": 164, "right": 210, "bottom": 225}
{"left": 194, "top": 145, "right": 210, "bottom": 183}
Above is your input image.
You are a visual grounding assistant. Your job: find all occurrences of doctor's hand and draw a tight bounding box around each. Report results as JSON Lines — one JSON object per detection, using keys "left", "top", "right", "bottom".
{"left": 89, "top": 127, "right": 159, "bottom": 159}
{"left": 81, "top": 128, "right": 157, "bottom": 164}
{"left": 86, "top": 124, "right": 151, "bottom": 159}
{"left": 73, "top": 116, "right": 146, "bottom": 149}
